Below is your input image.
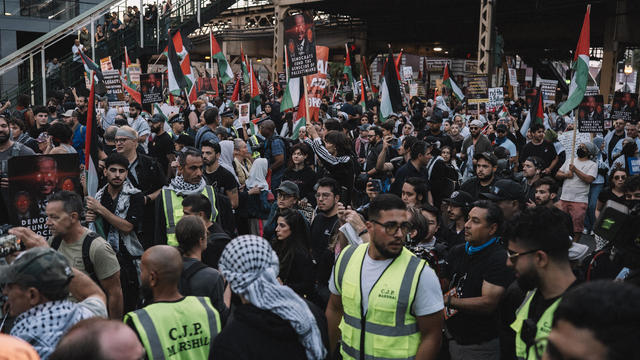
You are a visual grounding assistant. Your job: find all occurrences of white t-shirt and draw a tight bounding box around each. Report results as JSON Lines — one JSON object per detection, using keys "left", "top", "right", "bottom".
{"left": 559, "top": 158, "right": 597, "bottom": 203}
{"left": 329, "top": 249, "right": 444, "bottom": 317}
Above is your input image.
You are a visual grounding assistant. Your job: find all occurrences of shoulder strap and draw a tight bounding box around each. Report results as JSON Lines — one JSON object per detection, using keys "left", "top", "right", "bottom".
{"left": 11, "top": 142, "right": 22, "bottom": 157}
{"left": 82, "top": 232, "right": 100, "bottom": 282}
{"left": 181, "top": 260, "right": 208, "bottom": 295}
{"left": 50, "top": 235, "right": 63, "bottom": 250}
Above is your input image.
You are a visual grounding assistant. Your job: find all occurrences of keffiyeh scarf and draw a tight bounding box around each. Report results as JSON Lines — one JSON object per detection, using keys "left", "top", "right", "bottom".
{"left": 165, "top": 175, "right": 207, "bottom": 196}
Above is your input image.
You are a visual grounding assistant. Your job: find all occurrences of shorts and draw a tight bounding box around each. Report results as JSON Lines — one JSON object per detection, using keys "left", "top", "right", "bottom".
{"left": 557, "top": 200, "right": 587, "bottom": 233}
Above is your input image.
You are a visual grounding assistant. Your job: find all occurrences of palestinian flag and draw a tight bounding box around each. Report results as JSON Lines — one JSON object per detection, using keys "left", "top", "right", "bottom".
{"left": 122, "top": 78, "right": 141, "bottom": 104}
{"left": 359, "top": 75, "right": 367, "bottom": 112}
{"left": 394, "top": 49, "right": 403, "bottom": 81}
{"left": 153, "top": 103, "right": 169, "bottom": 122}
{"left": 558, "top": 6, "right": 590, "bottom": 116}
{"left": 498, "top": 105, "right": 509, "bottom": 118}
{"left": 362, "top": 56, "right": 372, "bottom": 91}
{"left": 249, "top": 60, "right": 261, "bottom": 114}
{"left": 230, "top": 77, "right": 241, "bottom": 104}
{"left": 181, "top": 52, "right": 198, "bottom": 103}
{"left": 281, "top": 77, "right": 300, "bottom": 112}
{"left": 248, "top": 117, "right": 260, "bottom": 137}
{"left": 291, "top": 94, "right": 307, "bottom": 140}
{"left": 520, "top": 87, "right": 544, "bottom": 137}
{"left": 443, "top": 63, "right": 464, "bottom": 101}
{"left": 240, "top": 46, "right": 250, "bottom": 84}
{"left": 343, "top": 44, "right": 354, "bottom": 89}
{"left": 167, "top": 30, "right": 189, "bottom": 96}
{"left": 84, "top": 73, "right": 99, "bottom": 197}
{"left": 379, "top": 52, "right": 403, "bottom": 120}
{"left": 79, "top": 50, "right": 103, "bottom": 82}
{"left": 211, "top": 31, "right": 234, "bottom": 84}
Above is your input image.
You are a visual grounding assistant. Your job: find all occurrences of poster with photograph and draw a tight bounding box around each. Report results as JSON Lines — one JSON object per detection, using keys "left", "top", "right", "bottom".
{"left": 140, "top": 73, "right": 164, "bottom": 104}
{"left": 611, "top": 92, "right": 639, "bottom": 122}
{"left": 8, "top": 154, "right": 81, "bottom": 237}
{"left": 100, "top": 56, "right": 114, "bottom": 71}
{"left": 197, "top": 76, "right": 218, "bottom": 96}
{"left": 537, "top": 79, "right": 558, "bottom": 105}
{"left": 284, "top": 11, "right": 318, "bottom": 78}
{"left": 238, "top": 103, "right": 250, "bottom": 124}
{"left": 577, "top": 94, "right": 605, "bottom": 133}
{"left": 102, "top": 70, "right": 126, "bottom": 106}
{"left": 128, "top": 64, "right": 141, "bottom": 86}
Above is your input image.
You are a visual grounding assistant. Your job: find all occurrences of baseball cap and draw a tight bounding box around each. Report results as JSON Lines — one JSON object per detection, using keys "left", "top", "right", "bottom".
{"left": 0, "top": 247, "right": 74, "bottom": 289}
{"left": 62, "top": 109, "right": 74, "bottom": 118}
{"left": 168, "top": 113, "right": 183, "bottom": 123}
{"left": 359, "top": 124, "right": 371, "bottom": 131}
{"left": 470, "top": 119, "right": 483, "bottom": 128}
{"left": 149, "top": 113, "right": 165, "bottom": 123}
{"left": 480, "top": 179, "right": 524, "bottom": 201}
{"left": 220, "top": 109, "right": 234, "bottom": 118}
{"left": 443, "top": 190, "right": 474, "bottom": 208}
{"left": 276, "top": 181, "right": 300, "bottom": 198}
{"left": 473, "top": 151, "right": 498, "bottom": 166}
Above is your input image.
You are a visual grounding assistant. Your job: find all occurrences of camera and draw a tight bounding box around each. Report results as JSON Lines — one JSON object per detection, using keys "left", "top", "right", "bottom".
{"left": 0, "top": 234, "right": 23, "bottom": 258}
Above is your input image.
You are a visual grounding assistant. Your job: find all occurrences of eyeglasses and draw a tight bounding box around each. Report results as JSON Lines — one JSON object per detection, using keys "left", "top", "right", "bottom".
{"left": 114, "top": 138, "right": 132, "bottom": 143}
{"left": 371, "top": 220, "right": 412, "bottom": 236}
{"left": 614, "top": 175, "right": 627, "bottom": 180}
{"left": 277, "top": 192, "right": 294, "bottom": 199}
{"left": 506, "top": 248, "right": 540, "bottom": 261}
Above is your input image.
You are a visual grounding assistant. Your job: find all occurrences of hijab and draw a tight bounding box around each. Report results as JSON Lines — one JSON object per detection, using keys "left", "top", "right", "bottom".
{"left": 245, "top": 158, "right": 269, "bottom": 190}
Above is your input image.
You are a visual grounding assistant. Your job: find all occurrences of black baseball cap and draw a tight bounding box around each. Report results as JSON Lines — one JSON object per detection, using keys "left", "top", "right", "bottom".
{"left": 443, "top": 190, "right": 474, "bottom": 208}
{"left": 473, "top": 151, "right": 498, "bottom": 166}
{"left": 480, "top": 179, "right": 524, "bottom": 201}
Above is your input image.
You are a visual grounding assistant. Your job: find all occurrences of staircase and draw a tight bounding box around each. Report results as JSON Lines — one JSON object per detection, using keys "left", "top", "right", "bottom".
{"left": 0, "top": 0, "right": 236, "bottom": 106}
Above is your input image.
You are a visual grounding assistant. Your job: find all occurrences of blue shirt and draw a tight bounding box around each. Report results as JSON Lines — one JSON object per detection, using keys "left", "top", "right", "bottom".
{"left": 195, "top": 126, "right": 220, "bottom": 148}
{"left": 73, "top": 125, "right": 86, "bottom": 164}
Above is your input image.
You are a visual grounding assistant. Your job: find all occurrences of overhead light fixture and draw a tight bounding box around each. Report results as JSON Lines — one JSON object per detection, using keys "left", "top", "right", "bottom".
{"left": 256, "top": 58, "right": 262, "bottom": 62}
{"left": 205, "top": 56, "right": 211, "bottom": 60}
{"left": 433, "top": 47, "right": 443, "bottom": 52}
{"left": 624, "top": 64, "right": 633, "bottom": 75}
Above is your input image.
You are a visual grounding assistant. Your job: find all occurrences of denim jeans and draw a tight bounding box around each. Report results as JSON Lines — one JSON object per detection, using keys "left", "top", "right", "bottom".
{"left": 585, "top": 183, "right": 604, "bottom": 232}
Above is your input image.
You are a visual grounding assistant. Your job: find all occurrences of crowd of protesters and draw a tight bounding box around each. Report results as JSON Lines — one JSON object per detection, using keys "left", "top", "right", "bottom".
{"left": 0, "top": 70, "right": 639, "bottom": 360}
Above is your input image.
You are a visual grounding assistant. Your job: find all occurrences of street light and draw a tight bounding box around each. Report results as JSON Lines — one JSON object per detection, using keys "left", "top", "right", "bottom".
{"left": 624, "top": 64, "right": 633, "bottom": 92}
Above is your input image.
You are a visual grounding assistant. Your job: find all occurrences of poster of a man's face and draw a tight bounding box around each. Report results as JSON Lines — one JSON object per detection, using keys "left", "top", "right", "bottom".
{"left": 140, "top": 73, "right": 164, "bottom": 104}
{"left": 284, "top": 11, "right": 317, "bottom": 78}
{"left": 612, "top": 92, "right": 639, "bottom": 122}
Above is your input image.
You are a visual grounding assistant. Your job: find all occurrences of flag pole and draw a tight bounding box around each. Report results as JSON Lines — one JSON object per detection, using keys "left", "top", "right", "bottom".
{"left": 303, "top": 76, "right": 311, "bottom": 126}
{"left": 209, "top": 30, "right": 214, "bottom": 78}
{"left": 571, "top": 109, "right": 577, "bottom": 164}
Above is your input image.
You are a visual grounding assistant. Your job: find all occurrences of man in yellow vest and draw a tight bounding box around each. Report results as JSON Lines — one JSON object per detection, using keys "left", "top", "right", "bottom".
{"left": 326, "top": 193, "right": 444, "bottom": 360}
{"left": 155, "top": 147, "right": 217, "bottom": 246}
{"left": 124, "top": 245, "right": 221, "bottom": 359}
{"left": 506, "top": 206, "right": 576, "bottom": 360}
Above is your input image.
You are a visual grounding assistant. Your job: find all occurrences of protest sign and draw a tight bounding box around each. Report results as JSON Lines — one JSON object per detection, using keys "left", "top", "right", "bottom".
{"left": 558, "top": 130, "right": 591, "bottom": 158}
{"left": 467, "top": 74, "right": 488, "bottom": 104}
{"left": 128, "top": 64, "right": 141, "bottom": 88}
{"left": 508, "top": 68, "right": 518, "bottom": 85}
{"left": 304, "top": 46, "right": 329, "bottom": 122}
{"left": 140, "top": 73, "right": 164, "bottom": 104}
{"left": 628, "top": 157, "right": 640, "bottom": 175}
{"left": 277, "top": 72, "right": 287, "bottom": 88}
{"left": 238, "top": 103, "right": 250, "bottom": 124}
{"left": 611, "top": 92, "right": 639, "bottom": 122}
{"left": 426, "top": 59, "right": 450, "bottom": 71}
{"left": 197, "top": 76, "right": 218, "bottom": 96}
{"left": 284, "top": 12, "right": 318, "bottom": 78}
{"left": 402, "top": 66, "right": 413, "bottom": 82}
{"left": 102, "top": 70, "right": 126, "bottom": 106}
{"left": 100, "top": 56, "right": 114, "bottom": 71}
{"left": 487, "top": 87, "right": 504, "bottom": 111}
{"left": 409, "top": 83, "right": 418, "bottom": 97}
{"left": 537, "top": 79, "right": 558, "bottom": 105}
{"left": 577, "top": 94, "right": 605, "bottom": 133}
{"left": 8, "top": 154, "right": 81, "bottom": 237}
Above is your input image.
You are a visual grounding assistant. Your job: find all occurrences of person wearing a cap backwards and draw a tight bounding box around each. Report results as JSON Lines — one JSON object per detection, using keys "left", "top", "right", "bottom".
{"left": 480, "top": 178, "right": 525, "bottom": 221}
{"left": 420, "top": 112, "right": 453, "bottom": 149}
{"left": 1, "top": 244, "right": 108, "bottom": 359}
{"left": 461, "top": 151, "right": 499, "bottom": 201}
{"left": 505, "top": 206, "right": 578, "bottom": 360}
{"left": 443, "top": 190, "right": 474, "bottom": 247}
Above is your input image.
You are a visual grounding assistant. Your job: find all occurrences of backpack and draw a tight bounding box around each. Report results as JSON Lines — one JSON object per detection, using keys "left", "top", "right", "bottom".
{"left": 51, "top": 232, "right": 100, "bottom": 284}
{"left": 178, "top": 260, "right": 208, "bottom": 295}
{"left": 264, "top": 135, "right": 292, "bottom": 164}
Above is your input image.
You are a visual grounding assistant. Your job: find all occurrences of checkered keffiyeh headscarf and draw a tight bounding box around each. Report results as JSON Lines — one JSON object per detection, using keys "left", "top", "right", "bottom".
{"left": 219, "top": 235, "right": 326, "bottom": 360}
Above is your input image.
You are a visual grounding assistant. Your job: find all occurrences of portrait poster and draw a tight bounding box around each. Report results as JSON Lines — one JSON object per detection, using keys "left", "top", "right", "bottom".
{"left": 140, "top": 73, "right": 164, "bottom": 104}
{"left": 100, "top": 56, "right": 114, "bottom": 71}
{"left": 577, "top": 94, "right": 605, "bottom": 133}
{"left": 197, "top": 76, "right": 218, "bottom": 96}
{"left": 8, "top": 154, "right": 81, "bottom": 237}
{"left": 128, "top": 64, "right": 141, "bottom": 86}
{"left": 238, "top": 103, "right": 250, "bottom": 124}
{"left": 284, "top": 11, "right": 318, "bottom": 78}
{"left": 611, "top": 92, "right": 639, "bottom": 122}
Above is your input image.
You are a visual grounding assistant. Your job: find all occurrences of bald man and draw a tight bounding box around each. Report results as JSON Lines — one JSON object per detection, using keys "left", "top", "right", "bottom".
{"left": 260, "top": 119, "right": 286, "bottom": 188}
{"left": 124, "top": 245, "right": 221, "bottom": 359}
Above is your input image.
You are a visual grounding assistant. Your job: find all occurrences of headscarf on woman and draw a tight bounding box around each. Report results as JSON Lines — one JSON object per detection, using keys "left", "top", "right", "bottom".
{"left": 219, "top": 140, "right": 238, "bottom": 181}
{"left": 218, "top": 235, "right": 326, "bottom": 360}
{"left": 245, "top": 158, "right": 269, "bottom": 190}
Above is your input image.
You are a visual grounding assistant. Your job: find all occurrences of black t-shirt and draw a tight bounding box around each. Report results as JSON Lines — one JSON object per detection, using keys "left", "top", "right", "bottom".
{"left": 283, "top": 166, "right": 318, "bottom": 205}
{"left": 520, "top": 141, "right": 557, "bottom": 170}
{"left": 607, "top": 133, "right": 625, "bottom": 163}
{"left": 99, "top": 191, "right": 144, "bottom": 237}
{"left": 460, "top": 176, "right": 497, "bottom": 201}
{"left": 148, "top": 132, "right": 174, "bottom": 171}
{"left": 524, "top": 281, "right": 580, "bottom": 345}
{"left": 203, "top": 165, "right": 239, "bottom": 195}
{"left": 598, "top": 187, "right": 625, "bottom": 204}
{"left": 445, "top": 242, "right": 514, "bottom": 344}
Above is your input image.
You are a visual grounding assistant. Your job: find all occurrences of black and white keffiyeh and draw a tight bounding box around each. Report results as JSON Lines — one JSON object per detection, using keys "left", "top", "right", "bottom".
{"left": 219, "top": 235, "right": 326, "bottom": 360}
{"left": 165, "top": 175, "right": 207, "bottom": 196}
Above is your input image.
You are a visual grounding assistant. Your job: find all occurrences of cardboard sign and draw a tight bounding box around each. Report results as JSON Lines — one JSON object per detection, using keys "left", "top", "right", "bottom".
{"left": 508, "top": 68, "right": 518, "bottom": 85}
{"left": 304, "top": 46, "right": 329, "bottom": 122}
{"left": 628, "top": 157, "right": 640, "bottom": 175}
{"left": 577, "top": 94, "right": 605, "bottom": 133}
{"left": 402, "top": 66, "right": 413, "bottom": 81}
{"left": 537, "top": 79, "right": 558, "bottom": 105}
{"left": 238, "top": 103, "right": 250, "bottom": 124}
{"left": 8, "top": 154, "right": 81, "bottom": 237}
{"left": 140, "top": 73, "right": 164, "bottom": 104}
{"left": 467, "top": 74, "right": 488, "bottom": 104}
{"left": 284, "top": 11, "right": 318, "bottom": 78}
{"left": 102, "top": 70, "right": 126, "bottom": 106}
{"left": 487, "top": 87, "right": 504, "bottom": 110}
{"left": 558, "top": 130, "right": 591, "bottom": 158}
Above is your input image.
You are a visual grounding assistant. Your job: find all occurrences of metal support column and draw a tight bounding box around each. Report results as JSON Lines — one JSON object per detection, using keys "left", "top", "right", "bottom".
{"left": 29, "top": 54, "right": 34, "bottom": 105}
{"left": 197, "top": 0, "right": 201, "bottom": 26}
{"left": 477, "top": 0, "right": 495, "bottom": 82}
{"left": 91, "top": 17, "right": 95, "bottom": 61}
{"left": 140, "top": 0, "right": 144, "bottom": 47}
{"left": 272, "top": 4, "right": 288, "bottom": 79}
{"left": 41, "top": 47, "right": 46, "bottom": 104}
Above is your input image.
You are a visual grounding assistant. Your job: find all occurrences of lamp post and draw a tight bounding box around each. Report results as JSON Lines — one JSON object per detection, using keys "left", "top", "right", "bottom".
{"left": 624, "top": 64, "right": 633, "bottom": 92}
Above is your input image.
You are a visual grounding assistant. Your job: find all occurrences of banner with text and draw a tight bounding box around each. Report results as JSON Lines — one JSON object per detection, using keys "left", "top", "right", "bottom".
{"left": 304, "top": 46, "right": 329, "bottom": 122}
{"left": 467, "top": 74, "right": 488, "bottom": 104}
{"left": 284, "top": 11, "right": 318, "bottom": 78}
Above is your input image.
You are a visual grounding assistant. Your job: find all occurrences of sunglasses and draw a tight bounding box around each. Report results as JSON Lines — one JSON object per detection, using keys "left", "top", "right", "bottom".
{"left": 614, "top": 175, "right": 627, "bottom": 180}
{"left": 506, "top": 248, "right": 540, "bottom": 261}
{"left": 371, "top": 220, "right": 412, "bottom": 236}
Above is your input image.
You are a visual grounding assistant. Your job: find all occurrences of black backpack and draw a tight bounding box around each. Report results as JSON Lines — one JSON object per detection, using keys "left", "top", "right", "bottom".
{"left": 51, "top": 232, "right": 100, "bottom": 284}
{"left": 178, "top": 260, "right": 208, "bottom": 295}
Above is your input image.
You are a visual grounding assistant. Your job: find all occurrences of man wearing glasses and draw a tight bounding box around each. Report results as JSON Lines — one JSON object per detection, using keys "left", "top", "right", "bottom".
{"left": 506, "top": 206, "right": 577, "bottom": 360}
{"left": 326, "top": 193, "right": 444, "bottom": 360}
{"left": 443, "top": 200, "right": 513, "bottom": 360}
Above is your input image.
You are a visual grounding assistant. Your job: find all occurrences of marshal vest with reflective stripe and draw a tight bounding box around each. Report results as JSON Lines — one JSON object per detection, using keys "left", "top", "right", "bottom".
{"left": 510, "top": 289, "right": 561, "bottom": 360}
{"left": 162, "top": 185, "right": 217, "bottom": 246}
{"left": 334, "top": 243, "right": 426, "bottom": 360}
{"left": 124, "top": 296, "right": 221, "bottom": 360}
{"left": 249, "top": 135, "right": 261, "bottom": 159}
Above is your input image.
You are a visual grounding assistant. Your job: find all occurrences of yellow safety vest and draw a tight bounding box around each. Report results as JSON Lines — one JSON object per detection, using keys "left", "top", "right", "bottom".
{"left": 124, "top": 296, "right": 220, "bottom": 360}
{"left": 334, "top": 243, "right": 426, "bottom": 360}
{"left": 162, "top": 185, "right": 217, "bottom": 246}
{"left": 511, "top": 289, "right": 561, "bottom": 360}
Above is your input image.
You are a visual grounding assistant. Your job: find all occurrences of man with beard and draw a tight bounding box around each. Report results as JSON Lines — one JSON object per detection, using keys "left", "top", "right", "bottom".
{"left": 326, "top": 194, "right": 444, "bottom": 360}
{"left": 461, "top": 119, "right": 492, "bottom": 179}
{"left": 155, "top": 147, "right": 218, "bottom": 246}
{"left": 521, "top": 156, "right": 543, "bottom": 206}
{"left": 0, "top": 115, "right": 36, "bottom": 193}
{"left": 85, "top": 152, "right": 145, "bottom": 313}
{"left": 201, "top": 140, "right": 238, "bottom": 209}
{"left": 127, "top": 102, "right": 151, "bottom": 152}
{"left": 124, "top": 245, "right": 221, "bottom": 360}
{"left": 519, "top": 123, "right": 558, "bottom": 174}
{"left": 147, "top": 113, "right": 175, "bottom": 174}
{"left": 442, "top": 190, "right": 474, "bottom": 247}
{"left": 420, "top": 113, "right": 454, "bottom": 149}
{"left": 506, "top": 206, "right": 576, "bottom": 360}
{"left": 444, "top": 200, "right": 513, "bottom": 360}
{"left": 461, "top": 152, "right": 498, "bottom": 200}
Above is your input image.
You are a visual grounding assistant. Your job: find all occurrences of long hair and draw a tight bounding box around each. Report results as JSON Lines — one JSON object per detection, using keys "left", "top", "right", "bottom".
{"left": 272, "top": 209, "right": 310, "bottom": 279}
{"left": 324, "top": 130, "right": 353, "bottom": 157}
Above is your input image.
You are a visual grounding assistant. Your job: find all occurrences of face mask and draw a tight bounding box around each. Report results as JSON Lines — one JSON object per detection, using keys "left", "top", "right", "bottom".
{"left": 576, "top": 148, "right": 588, "bottom": 158}
{"left": 48, "top": 106, "right": 57, "bottom": 113}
